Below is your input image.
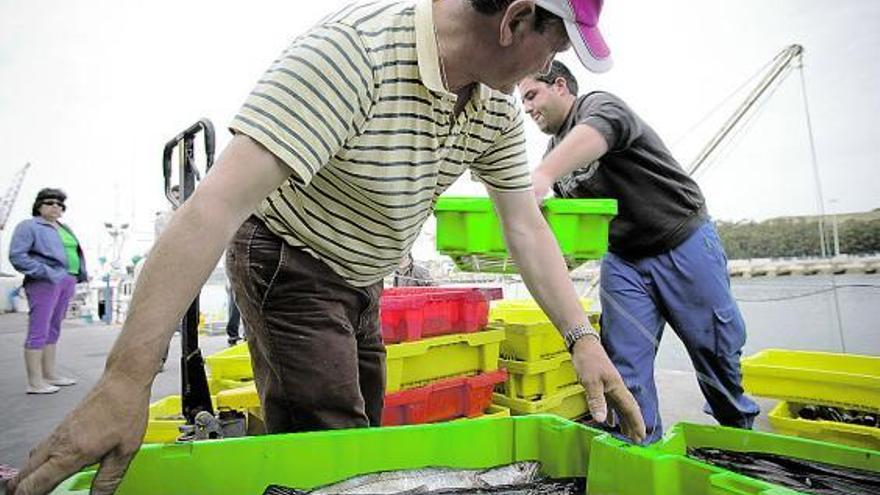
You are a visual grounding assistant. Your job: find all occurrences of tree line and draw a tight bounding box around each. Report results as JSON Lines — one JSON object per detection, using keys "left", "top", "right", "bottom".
{"left": 716, "top": 214, "right": 880, "bottom": 259}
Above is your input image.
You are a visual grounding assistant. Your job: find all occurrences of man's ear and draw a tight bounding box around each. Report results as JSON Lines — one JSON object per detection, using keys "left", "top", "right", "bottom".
{"left": 554, "top": 77, "right": 568, "bottom": 94}
{"left": 499, "top": 0, "right": 536, "bottom": 47}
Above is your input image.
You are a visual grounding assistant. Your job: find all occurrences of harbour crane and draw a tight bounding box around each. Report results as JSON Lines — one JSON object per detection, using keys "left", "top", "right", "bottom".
{"left": 0, "top": 162, "right": 31, "bottom": 275}
{"left": 687, "top": 44, "right": 804, "bottom": 176}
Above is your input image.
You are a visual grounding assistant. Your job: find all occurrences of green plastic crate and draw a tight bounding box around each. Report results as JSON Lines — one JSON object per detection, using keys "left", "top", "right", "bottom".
{"left": 52, "top": 415, "right": 604, "bottom": 494}
{"left": 768, "top": 401, "right": 880, "bottom": 451}
{"left": 434, "top": 197, "right": 507, "bottom": 254}
{"left": 741, "top": 349, "right": 880, "bottom": 412}
{"left": 55, "top": 415, "right": 841, "bottom": 495}
{"left": 542, "top": 199, "right": 618, "bottom": 260}
{"left": 442, "top": 253, "right": 525, "bottom": 273}
{"left": 651, "top": 422, "right": 880, "bottom": 494}
{"left": 589, "top": 435, "right": 803, "bottom": 495}
{"left": 435, "top": 197, "right": 617, "bottom": 273}
{"left": 499, "top": 353, "right": 579, "bottom": 400}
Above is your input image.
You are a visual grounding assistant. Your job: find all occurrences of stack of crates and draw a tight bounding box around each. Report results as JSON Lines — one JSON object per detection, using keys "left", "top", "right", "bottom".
{"left": 380, "top": 286, "right": 509, "bottom": 426}
{"left": 490, "top": 298, "right": 599, "bottom": 421}
{"left": 144, "top": 286, "right": 510, "bottom": 442}
{"left": 741, "top": 349, "right": 880, "bottom": 451}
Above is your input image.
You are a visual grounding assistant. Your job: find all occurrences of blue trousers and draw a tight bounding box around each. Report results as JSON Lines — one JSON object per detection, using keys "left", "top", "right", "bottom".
{"left": 600, "top": 221, "right": 759, "bottom": 443}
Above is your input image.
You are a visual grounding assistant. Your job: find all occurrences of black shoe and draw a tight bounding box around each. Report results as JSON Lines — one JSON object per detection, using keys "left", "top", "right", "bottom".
{"left": 228, "top": 338, "right": 240, "bottom": 347}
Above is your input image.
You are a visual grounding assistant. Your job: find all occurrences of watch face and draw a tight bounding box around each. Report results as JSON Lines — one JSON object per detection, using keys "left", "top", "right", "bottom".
{"left": 564, "top": 329, "right": 580, "bottom": 351}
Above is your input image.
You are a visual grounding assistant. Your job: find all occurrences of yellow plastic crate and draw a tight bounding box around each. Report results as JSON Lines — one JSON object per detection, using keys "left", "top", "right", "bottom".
{"left": 385, "top": 328, "right": 505, "bottom": 392}
{"left": 215, "top": 383, "right": 515, "bottom": 421}
{"left": 204, "top": 341, "right": 249, "bottom": 359}
{"left": 480, "top": 404, "right": 511, "bottom": 419}
{"left": 492, "top": 383, "right": 587, "bottom": 420}
{"left": 145, "top": 386, "right": 261, "bottom": 444}
{"left": 499, "top": 353, "right": 579, "bottom": 400}
{"left": 489, "top": 298, "right": 593, "bottom": 325}
{"left": 225, "top": 385, "right": 510, "bottom": 424}
{"left": 742, "top": 349, "right": 880, "bottom": 411}
{"left": 208, "top": 376, "right": 254, "bottom": 395}
{"left": 453, "top": 404, "right": 511, "bottom": 422}
{"left": 216, "top": 383, "right": 260, "bottom": 410}
{"left": 205, "top": 331, "right": 506, "bottom": 394}
{"left": 145, "top": 395, "right": 220, "bottom": 444}
{"left": 145, "top": 396, "right": 187, "bottom": 444}
{"left": 768, "top": 401, "right": 880, "bottom": 451}
{"left": 498, "top": 316, "right": 599, "bottom": 362}
{"left": 204, "top": 342, "right": 252, "bottom": 382}
{"left": 499, "top": 321, "right": 564, "bottom": 361}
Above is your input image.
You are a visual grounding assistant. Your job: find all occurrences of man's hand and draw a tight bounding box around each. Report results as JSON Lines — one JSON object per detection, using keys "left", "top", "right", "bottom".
{"left": 488, "top": 188, "right": 642, "bottom": 440}
{"left": 571, "top": 337, "right": 646, "bottom": 443}
{"left": 530, "top": 170, "right": 554, "bottom": 203}
{"left": 9, "top": 376, "right": 150, "bottom": 495}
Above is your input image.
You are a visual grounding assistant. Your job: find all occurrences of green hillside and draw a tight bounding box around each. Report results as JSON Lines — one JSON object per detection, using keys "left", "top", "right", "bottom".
{"left": 717, "top": 209, "right": 880, "bottom": 258}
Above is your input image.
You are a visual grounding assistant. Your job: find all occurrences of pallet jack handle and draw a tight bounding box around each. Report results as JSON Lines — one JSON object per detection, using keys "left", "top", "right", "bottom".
{"left": 162, "top": 118, "right": 215, "bottom": 206}
{"left": 161, "top": 118, "right": 216, "bottom": 425}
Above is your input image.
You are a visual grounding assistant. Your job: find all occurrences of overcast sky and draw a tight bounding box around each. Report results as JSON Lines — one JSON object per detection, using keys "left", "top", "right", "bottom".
{"left": 1, "top": 0, "right": 878, "bottom": 266}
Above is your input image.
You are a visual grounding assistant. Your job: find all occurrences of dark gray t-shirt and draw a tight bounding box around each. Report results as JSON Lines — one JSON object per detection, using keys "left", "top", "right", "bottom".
{"left": 548, "top": 92, "right": 707, "bottom": 260}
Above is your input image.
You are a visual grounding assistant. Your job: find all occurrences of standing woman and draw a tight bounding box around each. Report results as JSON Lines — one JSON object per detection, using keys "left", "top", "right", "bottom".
{"left": 9, "top": 188, "right": 87, "bottom": 394}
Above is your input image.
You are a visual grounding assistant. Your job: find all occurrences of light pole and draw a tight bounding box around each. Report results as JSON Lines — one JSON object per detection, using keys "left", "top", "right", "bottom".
{"left": 101, "top": 222, "right": 129, "bottom": 323}
{"left": 103, "top": 222, "right": 130, "bottom": 267}
{"left": 828, "top": 199, "right": 840, "bottom": 258}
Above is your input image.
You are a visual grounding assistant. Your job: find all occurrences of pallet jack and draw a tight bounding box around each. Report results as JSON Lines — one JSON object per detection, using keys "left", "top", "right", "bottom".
{"left": 162, "top": 119, "right": 247, "bottom": 441}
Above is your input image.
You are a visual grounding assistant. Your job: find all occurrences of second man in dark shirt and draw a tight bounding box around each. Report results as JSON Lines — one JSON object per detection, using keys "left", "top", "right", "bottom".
{"left": 519, "top": 60, "right": 760, "bottom": 443}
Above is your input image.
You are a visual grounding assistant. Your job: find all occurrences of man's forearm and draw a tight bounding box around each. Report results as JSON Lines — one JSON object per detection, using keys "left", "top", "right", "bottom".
{"left": 505, "top": 221, "right": 590, "bottom": 334}
{"left": 102, "top": 198, "right": 244, "bottom": 386}
{"left": 102, "top": 135, "right": 290, "bottom": 387}
{"left": 535, "top": 124, "right": 609, "bottom": 182}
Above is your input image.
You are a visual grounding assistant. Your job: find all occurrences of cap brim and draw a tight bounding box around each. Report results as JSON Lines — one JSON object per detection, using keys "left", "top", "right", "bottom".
{"left": 564, "top": 20, "right": 612, "bottom": 73}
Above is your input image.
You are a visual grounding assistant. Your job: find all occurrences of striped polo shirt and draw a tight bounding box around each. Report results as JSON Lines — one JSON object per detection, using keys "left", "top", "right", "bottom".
{"left": 230, "top": 0, "right": 531, "bottom": 286}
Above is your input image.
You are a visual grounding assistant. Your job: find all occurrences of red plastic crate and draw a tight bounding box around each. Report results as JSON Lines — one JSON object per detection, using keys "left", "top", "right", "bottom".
{"left": 381, "top": 369, "right": 507, "bottom": 426}
{"left": 380, "top": 287, "right": 503, "bottom": 343}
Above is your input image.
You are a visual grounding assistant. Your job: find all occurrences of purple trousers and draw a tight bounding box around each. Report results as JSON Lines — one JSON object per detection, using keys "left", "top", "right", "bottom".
{"left": 24, "top": 275, "right": 76, "bottom": 349}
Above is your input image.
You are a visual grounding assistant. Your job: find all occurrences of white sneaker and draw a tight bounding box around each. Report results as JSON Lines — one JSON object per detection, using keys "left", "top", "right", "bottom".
{"left": 26, "top": 384, "right": 60, "bottom": 394}
{"left": 47, "top": 376, "right": 77, "bottom": 386}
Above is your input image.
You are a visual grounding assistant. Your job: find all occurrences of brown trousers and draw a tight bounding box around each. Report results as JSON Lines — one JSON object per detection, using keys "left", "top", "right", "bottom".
{"left": 226, "top": 216, "right": 385, "bottom": 433}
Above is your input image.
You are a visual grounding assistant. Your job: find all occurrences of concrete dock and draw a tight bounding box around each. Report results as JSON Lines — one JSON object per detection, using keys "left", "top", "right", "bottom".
{"left": 728, "top": 256, "right": 880, "bottom": 278}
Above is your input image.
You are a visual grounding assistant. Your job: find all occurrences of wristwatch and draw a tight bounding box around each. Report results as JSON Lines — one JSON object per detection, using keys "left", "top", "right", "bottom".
{"left": 563, "top": 323, "right": 601, "bottom": 353}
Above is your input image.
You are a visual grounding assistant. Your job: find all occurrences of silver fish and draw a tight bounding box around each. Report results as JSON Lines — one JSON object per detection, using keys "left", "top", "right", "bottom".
{"left": 308, "top": 461, "right": 542, "bottom": 495}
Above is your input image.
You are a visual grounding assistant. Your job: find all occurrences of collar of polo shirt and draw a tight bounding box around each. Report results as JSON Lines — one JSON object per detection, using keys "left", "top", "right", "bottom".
{"left": 414, "top": 0, "right": 491, "bottom": 107}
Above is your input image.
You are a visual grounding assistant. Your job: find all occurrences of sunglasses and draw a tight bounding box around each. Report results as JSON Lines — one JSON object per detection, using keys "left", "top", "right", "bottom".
{"left": 42, "top": 200, "right": 65, "bottom": 207}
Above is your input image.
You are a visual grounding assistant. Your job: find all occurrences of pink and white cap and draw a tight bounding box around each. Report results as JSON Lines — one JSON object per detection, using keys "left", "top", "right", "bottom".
{"left": 535, "top": 0, "right": 612, "bottom": 73}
